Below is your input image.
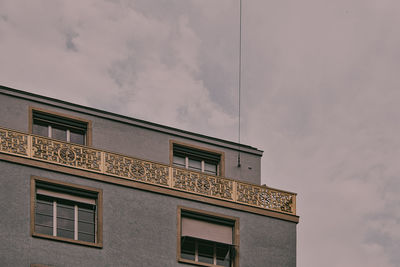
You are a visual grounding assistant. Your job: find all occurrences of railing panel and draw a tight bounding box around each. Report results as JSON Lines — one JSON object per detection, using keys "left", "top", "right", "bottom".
{"left": 104, "top": 152, "right": 170, "bottom": 187}
{"left": 0, "top": 128, "right": 29, "bottom": 156}
{"left": 31, "top": 136, "right": 102, "bottom": 172}
{"left": 172, "top": 168, "right": 234, "bottom": 201}
{"left": 236, "top": 182, "right": 295, "bottom": 214}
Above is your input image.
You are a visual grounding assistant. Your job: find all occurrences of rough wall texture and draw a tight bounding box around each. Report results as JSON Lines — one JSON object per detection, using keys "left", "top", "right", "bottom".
{"left": 0, "top": 161, "right": 296, "bottom": 267}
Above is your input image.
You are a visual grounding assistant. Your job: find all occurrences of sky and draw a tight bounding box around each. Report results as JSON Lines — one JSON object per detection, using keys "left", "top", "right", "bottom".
{"left": 1, "top": 1, "right": 399, "bottom": 266}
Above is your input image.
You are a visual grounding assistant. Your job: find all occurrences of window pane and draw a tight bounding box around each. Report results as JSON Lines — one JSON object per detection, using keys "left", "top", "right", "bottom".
{"left": 181, "top": 237, "right": 195, "bottom": 261}
{"left": 52, "top": 126, "right": 67, "bottom": 141}
{"left": 35, "top": 214, "right": 53, "bottom": 227}
{"left": 78, "top": 207, "right": 95, "bottom": 223}
{"left": 78, "top": 221, "right": 95, "bottom": 235}
{"left": 78, "top": 204, "right": 96, "bottom": 239}
{"left": 204, "top": 162, "right": 217, "bottom": 175}
{"left": 36, "top": 198, "right": 53, "bottom": 216}
{"left": 57, "top": 202, "right": 74, "bottom": 220}
{"left": 70, "top": 130, "right": 85, "bottom": 145}
{"left": 57, "top": 217, "right": 74, "bottom": 232}
{"left": 35, "top": 225, "right": 53, "bottom": 236}
{"left": 57, "top": 228, "right": 74, "bottom": 239}
{"left": 198, "top": 240, "right": 214, "bottom": 264}
{"left": 57, "top": 201, "right": 75, "bottom": 237}
{"left": 188, "top": 158, "right": 201, "bottom": 171}
{"left": 33, "top": 122, "right": 48, "bottom": 137}
{"left": 35, "top": 196, "right": 53, "bottom": 235}
{"left": 216, "top": 244, "right": 231, "bottom": 266}
{"left": 173, "top": 155, "right": 186, "bottom": 168}
{"left": 79, "top": 232, "right": 95, "bottom": 243}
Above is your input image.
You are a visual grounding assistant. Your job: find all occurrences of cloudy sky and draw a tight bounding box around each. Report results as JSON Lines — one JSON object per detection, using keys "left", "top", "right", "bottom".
{"left": 1, "top": 0, "right": 399, "bottom": 266}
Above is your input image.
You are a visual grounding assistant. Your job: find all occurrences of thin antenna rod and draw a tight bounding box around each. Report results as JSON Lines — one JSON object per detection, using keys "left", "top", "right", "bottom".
{"left": 237, "top": 0, "right": 242, "bottom": 168}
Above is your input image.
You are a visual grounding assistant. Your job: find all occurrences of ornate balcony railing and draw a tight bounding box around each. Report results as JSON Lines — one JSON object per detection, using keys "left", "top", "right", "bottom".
{"left": 0, "top": 127, "right": 296, "bottom": 215}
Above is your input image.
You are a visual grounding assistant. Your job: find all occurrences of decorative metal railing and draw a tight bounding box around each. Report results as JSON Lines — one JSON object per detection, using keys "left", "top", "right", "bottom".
{"left": 0, "top": 127, "right": 296, "bottom": 215}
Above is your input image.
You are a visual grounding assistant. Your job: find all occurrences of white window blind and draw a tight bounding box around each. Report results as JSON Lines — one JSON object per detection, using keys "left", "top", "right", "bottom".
{"left": 182, "top": 217, "right": 233, "bottom": 244}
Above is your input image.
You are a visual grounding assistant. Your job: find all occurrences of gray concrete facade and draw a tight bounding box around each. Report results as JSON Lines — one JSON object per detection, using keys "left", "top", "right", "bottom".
{"left": 0, "top": 162, "right": 296, "bottom": 267}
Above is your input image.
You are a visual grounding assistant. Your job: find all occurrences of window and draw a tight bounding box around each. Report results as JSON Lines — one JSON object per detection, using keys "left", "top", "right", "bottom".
{"left": 30, "top": 108, "right": 90, "bottom": 145}
{"left": 31, "top": 176, "right": 102, "bottom": 247}
{"left": 178, "top": 207, "right": 239, "bottom": 267}
{"left": 172, "top": 142, "right": 224, "bottom": 176}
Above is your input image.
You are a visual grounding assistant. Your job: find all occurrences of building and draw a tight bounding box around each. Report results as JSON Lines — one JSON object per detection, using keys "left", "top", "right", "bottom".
{"left": 0, "top": 85, "right": 299, "bottom": 267}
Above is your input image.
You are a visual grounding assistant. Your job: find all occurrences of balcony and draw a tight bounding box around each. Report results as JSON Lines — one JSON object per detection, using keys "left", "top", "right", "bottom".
{"left": 0, "top": 127, "right": 297, "bottom": 215}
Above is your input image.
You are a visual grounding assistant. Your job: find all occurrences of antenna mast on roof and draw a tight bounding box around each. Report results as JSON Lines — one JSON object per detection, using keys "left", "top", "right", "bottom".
{"left": 237, "top": 0, "right": 242, "bottom": 168}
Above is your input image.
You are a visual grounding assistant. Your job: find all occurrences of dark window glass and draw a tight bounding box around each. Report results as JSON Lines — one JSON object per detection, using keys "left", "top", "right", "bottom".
{"left": 57, "top": 201, "right": 74, "bottom": 219}
{"left": 173, "top": 155, "right": 186, "bottom": 168}
{"left": 35, "top": 214, "right": 53, "bottom": 227}
{"left": 70, "top": 130, "right": 85, "bottom": 145}
{"left": 181, "top": 237, "right": 196, "bottom": 261}
{"left": 57, "top": 228, "right": 74, "bottom": 239}
{"left": 35, "top": 196, "right": 53, "bottom": 235}
{"left": 198, "top": 240, "right": 214, "bottom": 264}
{"left": 78, "top": 206, "right": 95, "bottom": 223}
{"left": 57, "top": 217, "right": 74, "bottom": 231}
{"left": 188, "top": 158, "right": 201, "bottom": 171}
{"left": 216, "top": 244, "right": 231, "bottom": 266}
{"left": 52, "top": 126, "right": 67, "bottom": 141}
{"left": 77, "top": 201, "right": 95, "bottom": 240}
{"left": 79, "top": 232, "right": 95, "bottom": 243}
{"left": 36, "top": 197, "right": 53, "bottom": 216}
{"left": 57, "top": 201, "right": 75, "bottom": 238}
{"left": 35, "top": 224, "right": 53, "bottom": 235}
{"left": 32, "top": 122, "right": 48, "bottom": 137}
{"left": 78, "top": 221, "right": 95, "bottom": 235}
{"left": 204, "top": 162, "right": 217, "bottom": 175}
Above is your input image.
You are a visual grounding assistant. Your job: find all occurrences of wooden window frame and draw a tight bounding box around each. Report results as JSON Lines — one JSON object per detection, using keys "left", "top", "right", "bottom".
{"left": 170, "top": 140, "right": 225, "bottom": 177}
{"left": 30, "top": 176, "right": 103, "bottom": 248}
{"left": 29, "top": 107, "right": 92, "bottom": 146}
{"left": 177, "top": 206, "right": 239, "bottom": 267}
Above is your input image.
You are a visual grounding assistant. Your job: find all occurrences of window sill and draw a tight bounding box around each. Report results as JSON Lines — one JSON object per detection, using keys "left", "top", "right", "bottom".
{"left": 32, "top": 232, "right": 102, "bottom": 248}
{"left": 178, "top": 258, "right": 228, "bottom": 267}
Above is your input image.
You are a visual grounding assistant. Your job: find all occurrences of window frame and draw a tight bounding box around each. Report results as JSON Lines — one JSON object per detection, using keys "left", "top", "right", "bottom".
{"left": 30, "top": 176, "right": 103, "bottom": 248}
{"left": 177, "top": 206, "right": 239, "bottom": 267}
{"left": 170, "top": 140, "right": 225, "bottom": 177}
{"left": 29, "top": 107, "right": 92, "bottom": 146}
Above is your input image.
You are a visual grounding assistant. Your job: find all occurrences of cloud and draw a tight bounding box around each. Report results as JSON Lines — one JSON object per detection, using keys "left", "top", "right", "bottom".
{"left": 241, "top": 1, "right": 400, "bottom": 266}
{"left": 0, "top": 0, "right": 237, "bottom": 138}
